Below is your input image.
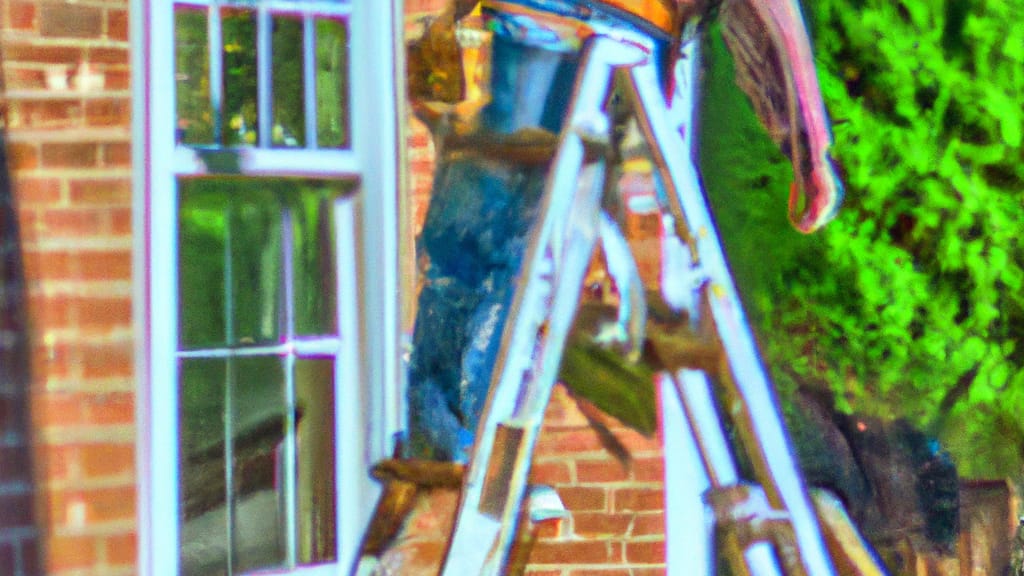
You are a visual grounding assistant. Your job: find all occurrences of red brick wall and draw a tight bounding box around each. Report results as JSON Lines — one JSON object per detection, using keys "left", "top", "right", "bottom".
{"left": 0, "top": 0, "right": 667, "bottom": 573}
{"left": 525, "top": 386, "right": 667, "bottom": 575}
{"left": 1, "top": 1, "right": 136, "bottom": 574}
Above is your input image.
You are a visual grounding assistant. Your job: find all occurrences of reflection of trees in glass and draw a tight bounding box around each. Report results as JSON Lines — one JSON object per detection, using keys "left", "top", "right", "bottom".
{"left": 316, "top": 19, "right": 348, "bottom": 148}
{"left": 175, "top": 8, "right": 213, "bottom": 144}
{"left": 701, "top": 1, "right": 1024, "bottom": 482}
{"left": 272, "top": 16, "right": 305, "bottom": 147}
{"left": 173, "top": 7, "right": 349, "bottom": 148}
{"left": 224, "top": 9, "right": 258, "bottom": 146}
{"left": 178, "top": 178, "right": 348, "bottom": 572}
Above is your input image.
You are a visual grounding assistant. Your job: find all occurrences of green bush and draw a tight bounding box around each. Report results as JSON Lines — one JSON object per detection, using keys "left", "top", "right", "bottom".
{"left": 700, "top": 0, "right": 1024, "bottom": 479}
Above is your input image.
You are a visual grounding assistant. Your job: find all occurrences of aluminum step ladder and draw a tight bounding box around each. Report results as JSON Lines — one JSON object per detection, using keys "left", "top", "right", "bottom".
{"left": 440, "top": 29, "right": 838, "bottom": 576}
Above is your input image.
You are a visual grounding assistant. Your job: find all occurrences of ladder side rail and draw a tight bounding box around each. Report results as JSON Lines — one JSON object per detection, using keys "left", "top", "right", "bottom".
{"left": 481, "top": 161, "right": 606, "bottom": 574}
{"left": 441, "top": 37, "right": 645, "bottom": 576}
{"left": 623, "top": 40, "right": 836, "bottom": 576}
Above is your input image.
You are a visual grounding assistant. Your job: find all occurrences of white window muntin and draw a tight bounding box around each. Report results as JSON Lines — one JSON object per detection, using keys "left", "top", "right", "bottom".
{"left": 133, "top": 1, "right": 404, "bottom": 574}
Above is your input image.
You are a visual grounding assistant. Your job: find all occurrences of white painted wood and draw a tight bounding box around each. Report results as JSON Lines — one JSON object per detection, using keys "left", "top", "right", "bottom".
{"left": 136, "top": 2, "right": 403, "bottom": 575}
{"left": 133, "top": 0, "right": 182, "bottom": 575}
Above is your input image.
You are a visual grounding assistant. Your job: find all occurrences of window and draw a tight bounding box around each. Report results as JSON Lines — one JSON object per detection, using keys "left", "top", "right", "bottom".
{"left": 133, "top": 2, "right": 404, "bottom": 574}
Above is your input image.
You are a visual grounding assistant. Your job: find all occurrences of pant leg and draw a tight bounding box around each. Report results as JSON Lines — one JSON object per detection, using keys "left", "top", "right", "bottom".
{"left": 406, "top": 34, "right": 580, "bottom": 461}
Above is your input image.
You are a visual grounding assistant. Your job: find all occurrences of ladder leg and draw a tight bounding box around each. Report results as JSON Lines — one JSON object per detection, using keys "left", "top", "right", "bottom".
{"left": 441, "top": 37, "right": 649, "bottom": 576}
{"left": 624, "top": 40, "right": 837, "bottom": 575}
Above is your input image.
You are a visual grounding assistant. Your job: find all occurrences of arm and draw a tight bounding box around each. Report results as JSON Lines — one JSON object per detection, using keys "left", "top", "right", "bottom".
{"left": 718, "top": 0, "right": 844, "bottom": 233}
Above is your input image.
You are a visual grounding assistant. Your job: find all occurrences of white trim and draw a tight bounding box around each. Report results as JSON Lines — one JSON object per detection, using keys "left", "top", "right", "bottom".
{"left": 136, "top": 2, "right": 404, "bottom": 575}
{"left": 334, "top": 197, "right": 365, "bottom": 574}
{"left": 133, "top": 0, "right": 182, "bottom": 574}
{"left": 173, "top": 147, "right": 361, "bottom": 177}
{"left": 173, "top": 0, "right": 353, "bottom": 16}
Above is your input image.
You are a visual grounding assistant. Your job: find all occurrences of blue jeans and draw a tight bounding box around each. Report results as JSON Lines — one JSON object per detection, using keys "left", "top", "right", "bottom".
{"left": 406, "top": 29, "right": 667, "bottom": 461}
{"left": 407, "top": 34, "right": 580, "bottom": 461}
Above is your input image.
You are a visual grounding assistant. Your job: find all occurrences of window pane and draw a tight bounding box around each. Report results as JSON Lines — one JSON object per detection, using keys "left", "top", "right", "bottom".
{"left": 180, "top": 358, "right": 229, "bottom": 576}
{"left": 179, "top": 185, "right": 228, "bottom": 348}
{"left": 175, "top": 6, "right": 214, "bottom": 145}
{"left": 223, "top": 8, "right": 259, "bottom": 147}
{"left": 315, "top": 18, "right": 348, "bottom": 148}
{"left": 294, "top": 359, "right": 337, "bottom": 564}
{"left": 229, "top": 188, "right": 283, "bottom": 345}
{"left": 179, "top": 178, "right": 352, "bottom": 347}
{"left": 232, "top": 356, "right": 287, "bottom": 573}
{"left": 272, "top": 15, "right": 305, "bottom": 148}
{"left": 288, "top": 188, "right": 338, "bottom": 336}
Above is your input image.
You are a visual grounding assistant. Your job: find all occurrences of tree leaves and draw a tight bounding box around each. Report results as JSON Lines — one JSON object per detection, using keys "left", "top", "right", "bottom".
{"left": 700, "top": 0, "right": 1024, "bottom": 478}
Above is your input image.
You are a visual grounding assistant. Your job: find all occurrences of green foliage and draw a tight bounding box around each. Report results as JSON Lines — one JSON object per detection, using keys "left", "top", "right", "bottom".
{"left": 700, "top": 0, "right": 1024, "bottom": 479}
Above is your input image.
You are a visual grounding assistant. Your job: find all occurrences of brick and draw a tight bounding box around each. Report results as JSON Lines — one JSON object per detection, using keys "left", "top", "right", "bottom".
{"left": 8, "top": 1, "right": 37, "bottom": 31}
{"left": 0, "top": 445, "right": 32, "bottom": 483}
{"left": 535, "top": 429, "right": 605, "bottom": 457}
{"left": 41, "top": 142, "right": 98, "bottom": 168}
{"left": 609, "top": 427, "right": 661, "bottom": 454}
{"left": 84, "top": 392, "right": 134, "bottom": 426}
{"left": 524, "top": 570, "right": 563, "bottom": 576}
{"left": 48, "top": 535, "right": 96, "bottom": 571}
{"left": 22, "top": 249, "right": 74, "bottom": 282}
{"left": 102, "top": 142, "right": 131, "bottom": 167}
{"left": 2, "top": 43, "right": 83, "bottom": 66}
{"left": 36, "top": 443, "right": 75, "bottom": 483}
{"left": 75, "top": 296, "right": 132, "bottom": 331}
{"left": 104, "top": 69, "right": 131, "bottom": 90}
{"left": 576, "top": 459, "right": 630, "bottom": 484}
{"left": 557, "top": 487, "right": 606, "bottom": 512}
{"left": 80, "top": 342, "right": 133, "bottom": 379}
{"left": 40, "top": 2, "right": 103, "bottom": 38}
{"left": 28, "top": 293, "right": 71, "bottom": 329}
{"left": 529, "top": 541, "right": 613, "bottom": 565}
{"left": 630, "top": 512, "right": 665, "bottom": 537}
{"left": 31, "top": 341, "right": 72, "bottom": 381}
{"left": 109, "top": 207, "right": 132, "bottom": 235}
{"left": 11, "top": 177, "right": 63, "bottom": 206}
{"left": 529, "top": 460, "right": 572, "bottom": 485}
{"left": 80, "top": 443, "right": 133, "bottom": 479}
{"left": 104, "top": 532, "right": 136, "bottom": 566}
{"left": 7, "top": 143, "right": 39, "bottom": 170}
{"left": 567, "top": 570, "right": 631, "bottom": 576}
{"left": 87, "top": 485, "right": 136, "bottom": 523}
{"left": 612, "top": 488, "right": 664, "bottom": 513}
{"left": 15, "top": 208, "right": 39, "bottom": 240}
{"left": 90, "top": 47, "right": 129, "bottom": 65}
{"left": 42, "top": 208, "right": 107, "bottom": 237}
{"left": 79, "top": 250, "right": 131, "bottom": 281}
{"left": 572, "top": 512, "right": 632, "bottom": 539}
{"left": 69, "top": 178, "right": 130, "bottom": 205}
{"left": 34, "top": 391, "right": 84, "bottom": 429}
{"left": 632, "top": 457, "right": 664, "bottom": 483}
{"left": 3, "top": 67, "right": 46, "bottom": 90}
{"left": 624, "top": 540, "right": 665, "bottom": 564}
{"left": 106, "top": 9, "right": 129, "bottom": 41}
{"left": 50, "top": 485, "right": 135, "bottom": 526}
{"left": 0, "top": 492, "right": 35, "bottom": 530}
{"left": 85, "top": 98, "right": 130, "bottom": 127}
{"left": 12, "top": 100, "right": 82, "bottom": 129}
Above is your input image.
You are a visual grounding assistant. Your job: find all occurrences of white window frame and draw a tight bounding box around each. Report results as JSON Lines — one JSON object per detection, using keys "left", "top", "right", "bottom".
{"left": 131, "top": 1, "right": 405, "bottom": 574}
